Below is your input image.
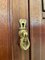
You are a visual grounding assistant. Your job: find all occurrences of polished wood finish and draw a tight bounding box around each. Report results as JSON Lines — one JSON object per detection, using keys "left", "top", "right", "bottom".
{"left": 0, "top": 0, "right": 12, "bottom": 60}
{"left": 0, "top": 0, "right": 29, "bottom": 60}
{"left": 30, "top": 0, "right": 45, "bottom": 60}
{"left": 12, "top": 0, "right": 29, "bottom": 60}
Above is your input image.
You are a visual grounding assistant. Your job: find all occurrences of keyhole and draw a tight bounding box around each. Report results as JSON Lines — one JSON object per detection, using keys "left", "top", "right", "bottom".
{"left": 22, "top": 23, "right": 24, "bottom": 27}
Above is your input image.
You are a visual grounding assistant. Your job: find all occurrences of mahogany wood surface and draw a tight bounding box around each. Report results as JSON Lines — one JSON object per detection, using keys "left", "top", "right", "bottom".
{"left": 0, "top": 0, "right": 12, "bottom": 60}
{"left": 0, "top": 0, "right": 29, "bottom": 60}
{"left": 12, "top": 0, "right": 29, "bottom": 60}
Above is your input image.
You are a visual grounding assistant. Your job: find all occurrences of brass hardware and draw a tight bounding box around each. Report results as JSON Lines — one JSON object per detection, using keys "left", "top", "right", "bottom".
{"left": 19, "top": 19, "right": 26, "bottom": 29}
{"left": 19, "top": 19, "right": 30, "bottom": 50}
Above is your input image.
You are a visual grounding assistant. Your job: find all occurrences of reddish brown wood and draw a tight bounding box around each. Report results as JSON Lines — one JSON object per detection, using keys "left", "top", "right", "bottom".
{"left": 0, "top": 0, "right": 12, "bottom": 60}
{"left": 0, "top": 0, "right": 29, "bottom": 60}
{"left": 30, "top": 23, "right": 45, "bottom": 60}
{"left": 12, "top": 0, "right": 29, "bottom": 60}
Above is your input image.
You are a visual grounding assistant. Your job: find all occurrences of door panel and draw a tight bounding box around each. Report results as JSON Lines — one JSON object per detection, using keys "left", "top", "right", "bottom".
{"left": 0, "top": 0, "right": 12, "bottom": 60}
{"left": 0, "top": 0, "right": 30, "bottom": 60}
{"left": 30, "top": 0, "right": 45, "bottom": 60}
{"left": 12, "top": 0, "right": 29, "bottom": 60}
{"left": 30, "top": 0, "right": 43, "bottom": 60}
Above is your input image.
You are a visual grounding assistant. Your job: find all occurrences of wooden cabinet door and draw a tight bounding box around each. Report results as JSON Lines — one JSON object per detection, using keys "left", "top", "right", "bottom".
{"left": 0, "top": 0, "right": 30, "bottom": 60}
{"left": 12, "top": 0, "right": 30, "bottom": 60}
{"left": 30, "top": 0, "right": 45, "bottom": 60}
{"left": 0, "top": 0, "right": 12, "bottom": 60}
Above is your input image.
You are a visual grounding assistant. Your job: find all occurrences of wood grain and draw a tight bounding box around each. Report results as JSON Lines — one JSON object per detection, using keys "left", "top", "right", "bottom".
{"left": 0, "top": 0, "right": 29, "bottom": 60}
{"left": 30, "top": 0, "right": 42, "bottom": 60}
{"left": 12, "top": 0, "right": 29, "bottom": 60}
{"left": 0, "top": 0, "right": 12, "bottom": 60}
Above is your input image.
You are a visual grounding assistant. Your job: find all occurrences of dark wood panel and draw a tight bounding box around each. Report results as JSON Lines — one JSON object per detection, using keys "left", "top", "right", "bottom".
{"left": 0, "top": 0, "right": 12, "bottom": 60}
{"left": 12, "top": 0, "right": 29, "bottom": 60}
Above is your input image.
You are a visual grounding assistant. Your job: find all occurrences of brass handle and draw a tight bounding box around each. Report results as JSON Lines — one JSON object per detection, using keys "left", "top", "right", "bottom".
{"left": 19, "top": 19, "right": 30, "bottom": 50}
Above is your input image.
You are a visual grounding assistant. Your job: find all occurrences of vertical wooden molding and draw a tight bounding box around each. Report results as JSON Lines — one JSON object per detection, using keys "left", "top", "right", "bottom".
{"left": 12, "top": 0, "right": 29, "bottom": 60}
{"left": 30, "top": 0, "right": 42, "bottom": 60}
{"left": 28, "top": 0, "right": 31, "bottom": 60}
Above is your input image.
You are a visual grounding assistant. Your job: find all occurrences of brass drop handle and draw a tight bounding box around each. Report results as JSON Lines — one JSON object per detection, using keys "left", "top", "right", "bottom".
{"left": 19, "top": 19, "right": 30, "bottom": 50}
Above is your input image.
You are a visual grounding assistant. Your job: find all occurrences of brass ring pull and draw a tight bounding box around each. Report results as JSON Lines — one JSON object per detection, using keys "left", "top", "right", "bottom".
{"left": 19, "top": 19, "right": 30, "bottom": 50}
